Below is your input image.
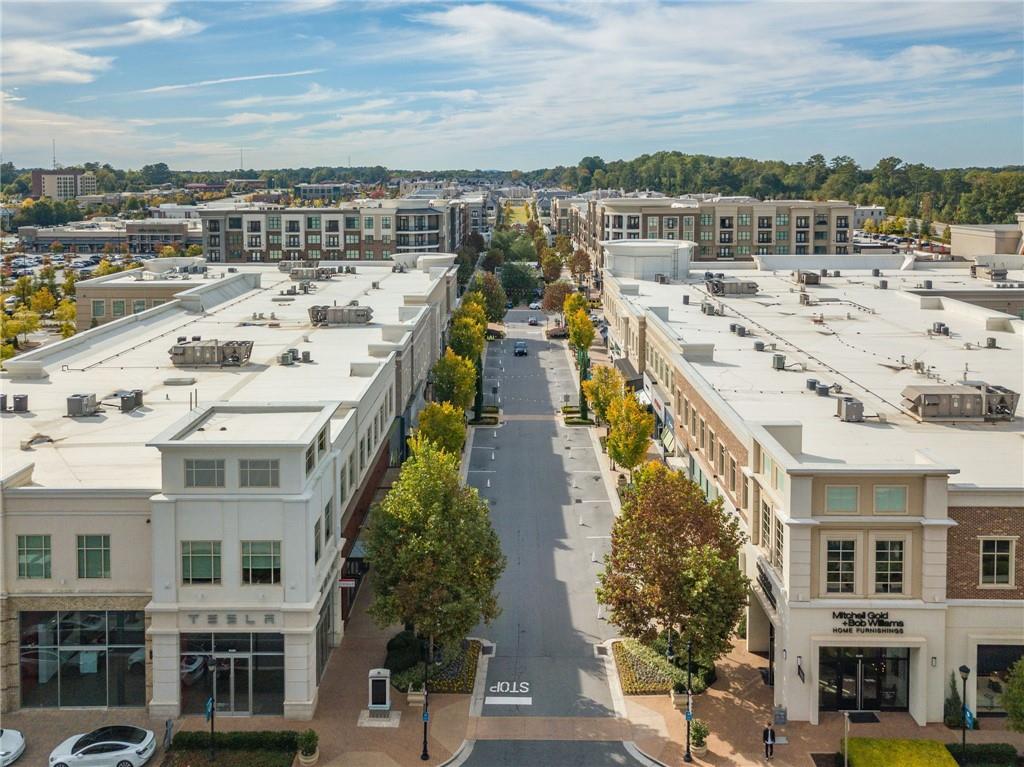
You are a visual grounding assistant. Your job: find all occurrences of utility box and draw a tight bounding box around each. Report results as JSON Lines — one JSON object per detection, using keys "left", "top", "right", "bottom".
{"left": 368, "top": 668, "right": 391, "bottom": 711}
{"left": 773, "top": 705, "right": 788, "bottom": 726}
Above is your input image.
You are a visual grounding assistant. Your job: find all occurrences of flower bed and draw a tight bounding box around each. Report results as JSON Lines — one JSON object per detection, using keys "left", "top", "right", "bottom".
{"left": 612, "top": 639, "right": 714, "bottom": 695}
{"left": 391, "top": 639, "right": 481, "bottom": 694}
{"left": 845, "top": 737, "right": 957, "bottom": 767}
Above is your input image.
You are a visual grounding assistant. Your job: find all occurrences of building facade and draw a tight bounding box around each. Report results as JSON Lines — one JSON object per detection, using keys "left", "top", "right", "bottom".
{"left": 31, "top": 170, "right": 98, "bottom": 201}
{"left": 600, "top": 242, "right": 1024, "bottom": 726}
{"left": 853, "top": 205, "right": 886, "bottom": 230}
{"left": 1, "top": 256, "right": 457, "bottom": 719}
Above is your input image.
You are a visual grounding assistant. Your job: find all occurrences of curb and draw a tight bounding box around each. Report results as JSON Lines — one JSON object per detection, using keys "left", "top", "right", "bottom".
{"left": 624, "top": 740, "right": 670, "bottom": 767}
{"left": 599, "top": 638, "right": 628, "bottom": 719}
{"left": 437, "top": 739, "right": 475, "bottom": 767}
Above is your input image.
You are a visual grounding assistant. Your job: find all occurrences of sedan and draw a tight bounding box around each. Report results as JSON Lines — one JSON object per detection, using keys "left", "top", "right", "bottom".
{"left": 528, "top": 317, "right": 539, "bottom": 326}
{"left": 528, "top": 302, "right": 541, "bottom": 310}
{"left": 513, "top": 341, "right": 528, "bottom": 356}
{"left": 1, "top": 729, "right": 25, "bottom": 766}
{"left": 49, "top": 726, "right": 155, "bottom": 767}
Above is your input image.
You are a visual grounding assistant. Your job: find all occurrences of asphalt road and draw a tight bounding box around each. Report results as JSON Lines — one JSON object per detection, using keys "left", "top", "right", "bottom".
{"left": 460, "top": 309, "right": 652, "bottom": 765}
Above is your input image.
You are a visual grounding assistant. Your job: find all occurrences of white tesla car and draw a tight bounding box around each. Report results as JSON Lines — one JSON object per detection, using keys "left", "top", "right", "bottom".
{"left": 49, "top": 726, "right": 155, "bottom": 767}
{"left": 0, "top": 729, "right": 25, "bottom": 766}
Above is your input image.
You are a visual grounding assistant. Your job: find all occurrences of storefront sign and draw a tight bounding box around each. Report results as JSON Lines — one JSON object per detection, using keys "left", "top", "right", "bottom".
{"left": 644, "top": 372, "right": 668, "bottom": 421}
{"left": 832, "top": 611, "right": 905, "bottom": 635}
{"left": 184, "top": 612, "right": 278, "bottom": 627}
{"left": 756, "top": 562, "right": 777, "bottom": 610}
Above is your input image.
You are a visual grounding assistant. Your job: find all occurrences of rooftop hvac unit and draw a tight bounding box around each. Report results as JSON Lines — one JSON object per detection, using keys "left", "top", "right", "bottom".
{"left": 799, "top": 292, "right": 812, "bottom": 305}
{"left": 279, "top": 352, "right": 294, "bottom": 366}
{"left": 371, "top": 280, "right": 381, "bottom": 289}
{"left": 67, "top": 393, "right": 98, "bottom": 417}
{"left": 707, "top": 279, "right": 759, "bottom": 296}
{"left": 290, "top": 267, "right": 318, "bottom": 281}
{"left": 793, "top": 270, "right": 820, "bottom": 286}
{"left": 308, "top": 304, "right": 374, "bottom": 325}
{"left": 169, "top": 339, "right": 254, "bottom": 367}
{"left": 837, "top": 397, "right": 864, "bottom": 422}
{"left": 772, "top": 353, "right": 786, "bottom": 370}
{"left": 901, "top": 382, "right": 1019, "bottom": 422}
{"left": 120, "top": 393, "right": 137, "bottom": 413}
{"left": 12, "top": 394, "right": 29, "bottom": 413}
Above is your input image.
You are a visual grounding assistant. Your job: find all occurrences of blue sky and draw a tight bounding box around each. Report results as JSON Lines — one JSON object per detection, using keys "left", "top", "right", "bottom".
{"left": 3, "top": 1, "right": 1022, "bottom": 171}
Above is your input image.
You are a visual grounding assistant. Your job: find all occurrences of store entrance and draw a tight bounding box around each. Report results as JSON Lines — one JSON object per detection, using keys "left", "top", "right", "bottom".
{"left": 819, "top": 647, "right": 909, "bottom": 712}
{"left": 213, "top": 655, "right": 250, "bottom": 715}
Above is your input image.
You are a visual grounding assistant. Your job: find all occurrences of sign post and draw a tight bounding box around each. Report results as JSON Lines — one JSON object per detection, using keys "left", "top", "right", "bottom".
{"left": 205, "top": 695, "right": 215, "bottom": 762}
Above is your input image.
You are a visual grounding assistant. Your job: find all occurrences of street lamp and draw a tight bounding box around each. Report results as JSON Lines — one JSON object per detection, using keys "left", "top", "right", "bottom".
{"left": 683, "top": 638, "right": 693, "bottom": 763}
{"left": 421, "top": 640, "right": 431, "bottom": 761}
{"left": 959, "top": 664, "right": 971, "bottom": 760}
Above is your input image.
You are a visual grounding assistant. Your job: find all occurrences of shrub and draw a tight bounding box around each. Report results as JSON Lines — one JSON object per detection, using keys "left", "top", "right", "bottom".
{"left": 171, "top": 731, "right": 299, "bottom": 752}
{"left": 845, "top": 737, "right": 957, "bottom": 767}
{"left": 564, "top": 416, "right": 594, "bottom": 426}
{"left": 945, "top": 671, "right": 965, "bottom": 728}
{"left": 391, "top": 640, "right": 480, "bottom": 694}
{"left": 945, "top": 742, "right": 1018, "bottom": 766}
{"left": 612, "top": 639, "right": 714, "bottom": 695}
{"left": 690, "top": 719, "right": 709, "bottom": 748}
{"left": 1004, "top": 657, "right": 1024, "bottom": 733}
{"left": 297, "top": 729, "right": 318, "bottom": 757}
{"left": 385, "top": 629, "right": 422, "bottom": 674}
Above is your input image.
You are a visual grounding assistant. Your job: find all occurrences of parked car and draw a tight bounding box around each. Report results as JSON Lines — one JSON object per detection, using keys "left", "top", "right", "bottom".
{"left": 545, "top": 325, "right": 568, "bottom": 339}
{"left": 528, "top": 317, "right": 539, "bottom": 326}
{"left": 505, "top": 301, "right": 514, "bottom": 309}
{"left": 514, "top": 341, "right": 528, "bottom": 356}
{"left": 49, "top": 726, "right": 155, "bottom": 767}
{"left": 3, "top": 296, "right": 20, "bottom": 312}
{"left": 0, "top": 728, "right": 25, "bottom": 766}
{"left": 528, "top": 302, "right": 541, "bottom": 310}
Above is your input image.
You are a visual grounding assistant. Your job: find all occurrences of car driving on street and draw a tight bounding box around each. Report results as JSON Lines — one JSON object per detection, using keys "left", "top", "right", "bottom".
{"left": 514, "top": 340, "right": 528, "bottom": 356}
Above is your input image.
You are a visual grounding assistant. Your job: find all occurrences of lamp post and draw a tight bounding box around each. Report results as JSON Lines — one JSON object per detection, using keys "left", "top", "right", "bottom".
{"left": 421, "top": 638, "right": 431, "bottom": 762}
{"left": 683, "top": 638, "right": 693, "bottom": 763}
{"left": 959, "top": 664, "right": 971, "bottom": 760}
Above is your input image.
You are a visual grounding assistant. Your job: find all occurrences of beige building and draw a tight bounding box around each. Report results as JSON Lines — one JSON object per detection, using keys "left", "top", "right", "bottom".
{"left": 600, "top": 242, "right": 1024, "bottom": 725}
{"left": 31, "top": 170, "right": 97, "bottom": 201}
{"left": 950, "top": 214, "right": 1024, "bottom": 258}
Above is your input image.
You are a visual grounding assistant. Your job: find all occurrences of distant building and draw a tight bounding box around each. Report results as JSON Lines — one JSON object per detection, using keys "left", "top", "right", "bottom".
{"left": 853, "top": 205, "right": 886, "bottom": 229}
{"left": 18, "top": 218, "right": 200, "bottom": 254}
{"left": 31, "top": 170, "right": 97, "bottom": 201}
{"left": 949, "top": 215, "right": 1024, "bottom": 258}
{"left": 293, "top": 182, "right": 359, "bottom": 202}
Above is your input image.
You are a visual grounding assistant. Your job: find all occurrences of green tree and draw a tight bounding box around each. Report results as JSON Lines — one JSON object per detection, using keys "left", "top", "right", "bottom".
{"left": 563, "top": 291, "right": 588, "bottom": 318}
{"left": 449, "top": 316, "right": 484, "bottom": 363}
{"left": 541, "top": 250, "right": 563, "bottom": 282}
{"left": 606, "top": 394, "right": 654, "bottom": 477}
{"left": 366, "top": 436, "right": 506, "bottom": 655}
{"left": 942, "top": 225, "right": 952, "bottom": 244}
{"left": 508, "top": 236, "right": 537, "bottom": 262}
{"left": 49, "top": 241, "right": 64, "bottom": 254}
{"left": 469, "top": 272, "right": 508, "bottom": 322}
{"left": 54, "top": 298, "right": 77, "bottom": 338}
{"left": 11, "top": 306, "right": 40, "bottom": 343}
{"left": 500, "top": 262, "right": 538, "bottom": 305}
{"left": 863, "top": 217, "right": 877, "bottom": 234}
{"left": 93, "top": 259, "right": 121, "bottom": 277}
{"left": 582, "top": 365, "right": 625, "bottom": 426}
{"left": 416, "top": 401, "right": 467, "bottom": 454}
{"left": 186, "top": 244, "right": 204, "bottom": 258}
{"left": 1004, "top": 658, "right": 1024, "bottom": 733}
{"left": 432, "top": 348, "right": 476, "bottom": 411}
{"left": 29, "top": 286, "right": 56, "bottom": 315}
{"left": 554, "top": 234, "right": 572, "bottom": 260}
{"left": 455, "top": 293, "right": 488, "bottom": 330}
{"left": 13, "top": 275, "right": 33, "bottom": 304}
{"left": 944, "top": 671, "right": 966, "bottom": 728}
{"left": 597, "top": 461, "right": 748, "bottom": 666}
{"left": 61, "top": 269, "right": 78, "bottom": 298}
{"left": 158, "top": 245, "right": 178, "bottom": 258}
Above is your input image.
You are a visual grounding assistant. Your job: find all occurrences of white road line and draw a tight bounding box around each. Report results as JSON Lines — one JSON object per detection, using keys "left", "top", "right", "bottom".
{"left": 483, "top": 696, "right": 533, "bottom": 706}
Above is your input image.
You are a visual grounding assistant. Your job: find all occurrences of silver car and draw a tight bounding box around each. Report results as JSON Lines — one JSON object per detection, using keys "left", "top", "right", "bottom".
{"left": 0, "top": 729, "right": 25, "bottom": 766}
{"left": 49, "top": 726, "right": 155, "bottom": 767}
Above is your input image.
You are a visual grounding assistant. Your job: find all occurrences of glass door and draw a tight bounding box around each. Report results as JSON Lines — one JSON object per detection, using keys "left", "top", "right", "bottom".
{"left": 213, "top": 655, "right": 251, "bottom": 715}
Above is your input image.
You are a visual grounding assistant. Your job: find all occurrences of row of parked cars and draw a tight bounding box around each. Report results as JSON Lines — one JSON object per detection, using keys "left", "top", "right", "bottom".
{"left": 1, "top": 724, "right": 156, "bottom": 767}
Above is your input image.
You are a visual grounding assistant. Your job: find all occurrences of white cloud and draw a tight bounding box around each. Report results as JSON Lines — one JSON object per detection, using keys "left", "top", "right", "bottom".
{"left": 137, "top": 70, "right": 324, "bottom": 95}
{"left": 222, "top": 112, "right": 305, "bottom": 126}
{"left": 2, "top": 40, "right": 114, "bottom": 84}
{"left": 224, "top": 83, "right": 371, "bottom": 108}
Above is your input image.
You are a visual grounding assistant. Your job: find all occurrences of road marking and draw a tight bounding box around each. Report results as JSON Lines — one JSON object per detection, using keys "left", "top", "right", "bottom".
{"left": 484, "top": 696, "right": 533, "bottom": 706}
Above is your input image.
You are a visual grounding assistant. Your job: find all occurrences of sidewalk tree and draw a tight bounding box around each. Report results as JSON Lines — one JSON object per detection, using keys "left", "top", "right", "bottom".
{"left": 582, "top": 365, "right": 625, "bottom": 425}
{"left": 606, "top": 394, "right": 654, "bottom": 478}
{"left": 541, "top": 250, "right": 562, "bottom": 282}
{"left": 567, "top": 308, "right": 594, "bottom": 353}
{"left": 11, "top": 306, "right": 40, "bottom": 343}
{"left": 469, "top": 273, "right": 507, "bottom": 322}
{"left": 597, "top": 461, "right": 748, "bottom": 666}
{"left": 30, "top": 286, "right": 56, "bottom": 315}
{"left": 416, "top": 401, "right": 467, "bottom": 455}
{"left": 569, "top": 249, "right": 591, "bottom": 280}
{"left": 500, "top": 262, "right": 538, "bottom": 305}
{"left": 366, "top": 436, "right": 506, "bottom": 655}
{"left": 13, "top": 275, "right": 33, "bottom": 304}
{"left": 61, "top": 269, "right": 77, "bottom": 298}
{"left": 563, "top": 291, "right": 588, "bottom": 318}
{"left": 449, "top": 316, "right": 485, "bottom": 363}
{"left": 554, "top": 234, "right": 572, "bottom": 260}
{"left": 455, "top": 294, "right": 488, "bottom": 331}
{"left": 431, "top": 348, "right": 476, "bottom": 411}
{"left": 54, "top": 298, "right": 77, "bottom": 338}
{"left": 543, "top": 281, "right": 574, "bottom": 315}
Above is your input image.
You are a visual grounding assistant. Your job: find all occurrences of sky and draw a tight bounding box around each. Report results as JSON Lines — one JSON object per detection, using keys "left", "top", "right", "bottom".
{"left": 2, "top": 0, "right": 1023, "bottom": 172}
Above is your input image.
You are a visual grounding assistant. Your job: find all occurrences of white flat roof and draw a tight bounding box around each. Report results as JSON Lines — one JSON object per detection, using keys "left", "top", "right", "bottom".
{"left": 1, "top": 263, "right": 450, "bottom": 489}
{"left": 612, "top": 267, "right": 1024, "bottom": 489}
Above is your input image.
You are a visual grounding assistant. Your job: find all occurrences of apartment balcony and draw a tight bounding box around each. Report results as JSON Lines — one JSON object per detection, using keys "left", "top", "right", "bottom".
{"left": 395, "top": 225, "right": 440, "bottom": 233}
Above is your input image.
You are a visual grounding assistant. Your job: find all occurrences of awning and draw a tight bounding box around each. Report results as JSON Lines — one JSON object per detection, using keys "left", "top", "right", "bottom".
{"left": 634, "top": 389, "right": 652, "bottom": 407}
{"left": 660, "top": 427, "right": 675, "bottom": 454}
{"left": 613, "top": 357, "right": 642, "bottom": 389}
{"left": 349, "top": 537, "right": 367, "bottom": 559}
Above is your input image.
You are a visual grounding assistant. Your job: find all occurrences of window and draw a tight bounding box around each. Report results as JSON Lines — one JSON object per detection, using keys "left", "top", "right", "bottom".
{"left": 873, "top": 485, "right": 907, "bottom": 514}
{"left": 324, "top": 499, "right": 333, "bottom": 543}
{"left": 306, "top": 234, "right": 321, "bottom": 245}
{"left": 184, "top": 458, "right": 225, "bottom": 488}
{"left": 326, "top": 234, "right": 339, "bottom": 247}
{"left": 757, "top": 216, "right": 772, "bottom": 229}
{"left": 317, "top": 428, "right": 327, "bottom": 455}
{"left": 18, "top": 535, "right": 51, "bottom": 578}
{"left": 313, "top": 520, "right": 322, "bottom": 563}
{"left": 77, "top": 535, "right": 110, "bottom": 579}
{"left": 699, "top": 213, "right": 712, "bottom": 226}
{"left": 825, "top": 539, "right": 856, "bottom": 593}
{"left": 305, "top": 445, "right": 316, "bottom": 475}
{"left": 91, "top": 299, "right": 105, "bottom": 318}
{"left": 111, "top": 299, "right": 125, "bottom": 318}
{"left": 775, "top": 229, "right": 788, "bottom": 241}
{"left": 737, "top": 213, "right": 751, "bottom": 226}
{"left": 346, "top": 249, "right": 359, "bottom": 259}
{"left": 247, "top": 220, "right": 262, "bottom": 233}
{"left": 796, "top": 216, "right": 809, "bottom": 229}
{"left": 874, "top": 540, "right": 904, "bottom": 594}
{"left": 181, "top": 541, "right": 221, "bottom": 584}
{"left": 242, "top": 541, "right": 281, "bottom": 584}
{"left": 208, "top": 220, "right": 221, "bottom": 233}
{"left": 239, "top": 459, "right": 280, "bottom": 488}
{"left": 719, "top": 216, "right": 733, "bottom": 229}
{"left": 247, "top": 235, "right": 262, "bottom": 248}
{"left": 348, "top": 454, "right": 357, "bottom": 486}
{"left": 381, "top": 216, "right": 391, "bottom": 230}
{"left": 339, "top": 467, "right": 348, "bottom": 503}
{"left": 306, "top": 216, "right": 321, "bottom": 230}
{"left": 227, "top": 217, "right": 242, "bottom": 230}
{"left": 980, "top": 539, "right": 1014, "bottom": 586}
{"left": 836, "top": 216, "right": 849, "bottom": 229}
{"left": 760, "top": 501, "right": 772, "bottom": 549}
{"left": 325, "top": 219, "right": 340, "bottom": 232}
{"left": 267, "top": 215, "right": 281, "bottom": 230}
{"left": 737, "top": 230, "right": 751, "bottom": 241}
{"left": 132, "top": 299, "right": 146, "bottom": 314}
{"left": 286, "top": 235, "right": 300, "bottom": 248}
{"left": 345, "top": 216, "right": 359, "bottom": 229}
{"left": 269, "top": 233, "right": 281, "bottom": 245}
{"left": 285, "top": 220, "right": 300, "bottom": 233}
{"left": 825, "top": 485, "right": 858, "bottom": 514}
{"left": 719, "top": 231, "right": 733, "bottom": 243}
{"left": 626, "top": 215, "right": 640, "bottom": 230}
{"left": 345, "top": 233, "right": 359, "bottom": 244}
{"left": 665, "top": 216, "right": 678, "bottom": 230}
{"left": 699, "top": 230, "right": 713, "bottom": 241}
{"left": 773, "top": 516, "right": 784, "bottom": 569}
{"left": 775, "top": 213, "right": 789, "bottom": 227}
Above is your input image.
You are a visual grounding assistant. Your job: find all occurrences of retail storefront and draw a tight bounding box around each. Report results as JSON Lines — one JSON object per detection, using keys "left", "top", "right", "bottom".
{"left": 818, "top": 646, "right": 910, "bottom": 712}
{"left": 19, "top": 610, "right": 146, "bottom": 709}
{"left": 976, "top": 644, "right": 1024, "bottom": 716}
{"left": 178, "top": 631, "right": 285, "bottom": 716}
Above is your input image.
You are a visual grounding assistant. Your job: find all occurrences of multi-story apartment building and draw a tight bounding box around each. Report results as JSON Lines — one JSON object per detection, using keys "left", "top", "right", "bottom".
{"left": 1, "top": 255, "right": 458, "bottom": 719}
{"left": 567, "top": 194, "right": 855, "bottom": 267}
{"left": 854, "top": 205, "right": 887, "bottom": 230}
{"left": 31, "top": 170, "right": 98, "bottom": 200}
{"left": 601, "top": 240, "right": 1024, "bottom": 726}
{"left": 199, "top": 200, "right": 464, "bottom": 264}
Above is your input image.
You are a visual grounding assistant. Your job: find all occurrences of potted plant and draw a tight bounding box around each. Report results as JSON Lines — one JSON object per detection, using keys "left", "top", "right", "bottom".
{"left": 407, "top": 681, "right": 426, "bottom": 707}
{"left": 690, "top": 719, "right": 709, "bottom": 757}
{"left": 297, "top": 729, "right": 319, "bottom": 767}
{"left": 670, "top": 680, "right": 688, "bottom": 710}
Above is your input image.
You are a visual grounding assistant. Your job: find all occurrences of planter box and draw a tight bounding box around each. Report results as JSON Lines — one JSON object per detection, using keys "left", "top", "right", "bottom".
{"left": 297, "top": 748, "right": 320, "bottom": 767}
{"left": 406, "top": 688, "right": 426, "bottom": 707}
{"left": 670, "top": 690, "right": 688, "bottom": 710}
{"left": 691, "top": 744, "right": 708, "bottom": 757}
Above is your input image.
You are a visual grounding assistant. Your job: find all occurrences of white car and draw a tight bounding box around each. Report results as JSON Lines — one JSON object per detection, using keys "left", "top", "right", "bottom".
{"left": 49, "top": 726, "right": 155, "bottom": 767}
{"left": 528, "top": 302, "right": 541, "bottom": 310}
{"left": 0, "top": 729, "right": 25, "bottom": 766}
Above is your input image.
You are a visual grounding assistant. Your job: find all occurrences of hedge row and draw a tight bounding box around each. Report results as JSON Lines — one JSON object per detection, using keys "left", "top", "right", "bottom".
{"left": 845, "top": 737, "right": 957, "bottom": 767}
{"left": 945, "top": 742, "right": 1019, "bottom": 767}
{"left": 171, "top": 730, "right": 298, "bottom": 752}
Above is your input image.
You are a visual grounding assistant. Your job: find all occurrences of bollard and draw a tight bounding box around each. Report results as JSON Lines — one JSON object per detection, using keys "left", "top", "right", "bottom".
{"left": 486, "top": 478, "right": 491, "bottom": 488}
{"left": 491, "top": 451, "right": 495, "bottom": 461}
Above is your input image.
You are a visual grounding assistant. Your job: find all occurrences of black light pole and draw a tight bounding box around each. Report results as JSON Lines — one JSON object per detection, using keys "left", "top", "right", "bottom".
{"left": 421, "top": 639, "right": 430, "bottom": 761}
{"left": 683, "top": 638, "right": 693, "bottom": 763}
{"left": 959, "top": 664, "right": 970, "bottom": 760}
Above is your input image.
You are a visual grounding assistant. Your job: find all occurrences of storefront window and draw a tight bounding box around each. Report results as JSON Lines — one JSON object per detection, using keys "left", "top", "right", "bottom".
{"left": 19, "top": 610, "right": 144, "bottom": 708}
{"left": 977, "top": 645, "right": 1024, "bottom": 715}
{"left": 180, "top": 632, "right": 284, "bottom": 716}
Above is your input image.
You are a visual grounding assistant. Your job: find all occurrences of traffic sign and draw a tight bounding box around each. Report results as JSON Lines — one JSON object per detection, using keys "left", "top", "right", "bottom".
{"left": 339, "top": 578, "right": 356, "bottom": 588}
{"left": 205, "top": 696, "right": 213, "bottom": 722}
{"left": 423, "top": 711, "right": 430, "bottom": 722}
{"left": 685, "top": 710, "right": 693, "bottom": 721}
